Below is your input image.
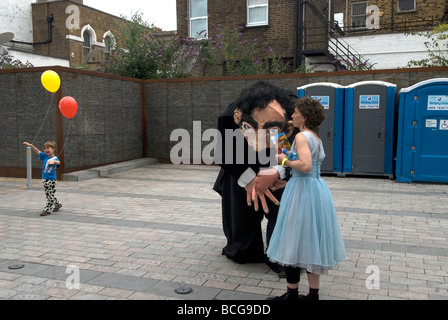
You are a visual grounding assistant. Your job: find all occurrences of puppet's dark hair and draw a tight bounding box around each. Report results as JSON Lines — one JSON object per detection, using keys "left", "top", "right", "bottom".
{"left": 235, "top": 81, "right": 296, "bottom": 119}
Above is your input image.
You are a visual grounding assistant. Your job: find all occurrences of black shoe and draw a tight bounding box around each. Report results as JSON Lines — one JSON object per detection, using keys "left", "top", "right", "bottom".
{"left": 298, "top": 293, "right": 319, "bottom": 300}
{"left": 53, "top": 203, "right": 62, "bottom": 212}
{"left": 266, "top": 291, "right": 298, "bottom": 300}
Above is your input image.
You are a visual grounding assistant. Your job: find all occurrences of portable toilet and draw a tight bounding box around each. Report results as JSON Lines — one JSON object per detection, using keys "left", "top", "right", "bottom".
{"left": 297, "top": 82, "right": 344, "bottom": 175}
{"left": 343, "top": 81, "right": 397, "bottom": 178}
{"left": 396, "top": 78, "right": 448, "bottom": 183}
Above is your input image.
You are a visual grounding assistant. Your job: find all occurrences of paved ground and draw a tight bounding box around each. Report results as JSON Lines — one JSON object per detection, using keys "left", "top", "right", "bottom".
{"left": 1, "top": 162, "right": 448, "bottom": 300}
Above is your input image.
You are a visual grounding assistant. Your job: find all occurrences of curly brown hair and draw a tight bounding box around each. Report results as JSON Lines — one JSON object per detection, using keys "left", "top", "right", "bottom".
{"left": 295, "top": 96, "right": 325, "bottom": 132}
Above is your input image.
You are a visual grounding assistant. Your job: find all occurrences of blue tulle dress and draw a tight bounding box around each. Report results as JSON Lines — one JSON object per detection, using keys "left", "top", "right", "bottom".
{"left": 267, "top": 131, "right": 347, "bottom": 274}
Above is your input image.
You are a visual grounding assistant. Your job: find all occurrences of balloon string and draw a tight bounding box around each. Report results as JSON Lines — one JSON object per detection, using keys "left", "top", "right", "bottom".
{"left": 58, "top": 119, "right": 73, "bottom": 158}
{"left": 31, "top": 93, "right": 54, "bottom": 146}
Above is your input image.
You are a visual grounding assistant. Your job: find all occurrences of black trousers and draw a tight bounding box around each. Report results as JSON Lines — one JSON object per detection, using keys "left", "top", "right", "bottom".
{"left": 219, "top": 169, "right": 285, "bottom": 263}
{"left": 285, "top": 266, "right": 301, "bottom": 284}
{"left": 220, "top": 171, "right": 265, "bottom": 263}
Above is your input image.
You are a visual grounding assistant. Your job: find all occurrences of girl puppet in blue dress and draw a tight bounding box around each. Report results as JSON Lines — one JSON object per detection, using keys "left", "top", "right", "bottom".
{"left": 267, "top": 97, "right": 347, "bottom": 300}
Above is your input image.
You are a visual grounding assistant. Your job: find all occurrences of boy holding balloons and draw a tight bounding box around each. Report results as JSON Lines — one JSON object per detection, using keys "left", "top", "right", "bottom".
{"left": 22, "top": 141, "right": 62, "bottom": 216}
{"left": 23, "top": 70, "right": 78, "bottom": 216}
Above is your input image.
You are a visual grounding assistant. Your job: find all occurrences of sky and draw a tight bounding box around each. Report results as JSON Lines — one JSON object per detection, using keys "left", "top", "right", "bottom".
{"left": 82, "top": 0, "right": 177, "bottom": 31}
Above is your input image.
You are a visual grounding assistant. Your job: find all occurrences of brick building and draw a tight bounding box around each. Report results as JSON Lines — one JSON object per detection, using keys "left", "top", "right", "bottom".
{"left": 33, "top": 0, "right": 128, "bottom": 69}
{"left": 176, "top": 0, "right": 303, "bottom": 70}
{"left": 1, "top": 0, "right": 140, "bottom": 69}
{"left": 0, "top": 0, "right": 67, "bottom": 66}
{"left": 176, "top": 0, "right": 448, "bottom": 71}
{"left": 333, "top": 0, "right": 447, "bottom": 32}
{"left": 331, "top": 0, "right": 448, "bottom": 69}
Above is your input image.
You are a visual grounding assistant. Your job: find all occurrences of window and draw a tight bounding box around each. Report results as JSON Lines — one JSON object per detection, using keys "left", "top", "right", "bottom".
{"left": 334, "top": 12, "right": 344, "bottom": 28}
{"left": 104, "top": 36, "right": 112, "bottom": 57}
{"left": 83, "top": 31, "right": 91, "bottom": 59}
{"left": 190, "top": 0, "right": 207, "bottom": 39}
{"left": 103, "top": 31, "right": 115, "bottom": 58}
{"left": 398, "top": 0, "right": 416, "bottom": 12}
{"left": 351, "top": 1, "right": 368, "bottom": 29}
{"left": 247, "top": 0, "right": 269, "bottom": 27}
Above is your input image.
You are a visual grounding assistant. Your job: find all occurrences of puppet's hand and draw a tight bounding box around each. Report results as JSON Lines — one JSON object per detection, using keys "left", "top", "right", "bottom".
{"left": 244, "top": 178, "right": 256, "bottom": 207}
{"left": 270, "top": 179, "right": 287, "bottom": 192}
{"left": 252, "top": 189, "right": 279, "bottom": 214}
{"left": 255, "top": 169, "right": 280, "bottom": 194}
{"left": 252, "top": 169, "right": 280, "bottom": 213}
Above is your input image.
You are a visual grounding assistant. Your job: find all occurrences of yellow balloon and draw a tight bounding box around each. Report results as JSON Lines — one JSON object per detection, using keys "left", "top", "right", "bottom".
{"left": 41, "top": 70, "right": 61, "bottom": 93}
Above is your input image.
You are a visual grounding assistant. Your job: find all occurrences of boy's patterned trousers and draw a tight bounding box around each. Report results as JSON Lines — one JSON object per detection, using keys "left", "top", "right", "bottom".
{"left": 43, "top": 180, "right": 60, "bottom": 212}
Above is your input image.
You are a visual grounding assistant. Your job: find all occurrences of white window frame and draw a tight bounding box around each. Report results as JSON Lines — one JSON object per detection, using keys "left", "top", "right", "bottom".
{"left": 247, "top": 0, "right": 269, "bottom": 27}
{"left": 397, "top": 0, "right": 416, "bottom": 12}
{"left": 351, "top": 1, "right": 368, "bottom": 29}
{"left": 189, "top": 0, "right": 208, "bottom": 39}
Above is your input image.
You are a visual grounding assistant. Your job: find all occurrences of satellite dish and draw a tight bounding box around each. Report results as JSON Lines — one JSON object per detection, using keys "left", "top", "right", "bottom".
{"left": 0, "top": 32, "right": 14, "bottom": 45}
{"left": 86, "top": 49, "right": 101, "bottom": 60}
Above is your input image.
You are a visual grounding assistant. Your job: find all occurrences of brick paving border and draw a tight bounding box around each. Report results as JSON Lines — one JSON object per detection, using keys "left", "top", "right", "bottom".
{"left": 1, "top": 163, "right": 447, "bottom": 300}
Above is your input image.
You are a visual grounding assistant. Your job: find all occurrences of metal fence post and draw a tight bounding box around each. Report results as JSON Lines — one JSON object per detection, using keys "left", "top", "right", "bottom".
{"left": 27, "top": 146, "right": 32, "bottom": 189}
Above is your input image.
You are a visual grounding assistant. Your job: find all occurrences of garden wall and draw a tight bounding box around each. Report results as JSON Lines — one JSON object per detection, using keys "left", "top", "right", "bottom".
{"left": 1, "top": 66, "right": 448, "bottom": 178}
{"left": 0, "top": 67, "right": 143, "bottom": 178}
{"left": 145, "top": 67, "right": 448, "bottom": 162}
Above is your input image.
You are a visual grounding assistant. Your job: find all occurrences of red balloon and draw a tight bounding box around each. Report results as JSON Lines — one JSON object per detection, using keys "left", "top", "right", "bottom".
{"left": 59, "top": 96, "right": 78, "bottom": 119}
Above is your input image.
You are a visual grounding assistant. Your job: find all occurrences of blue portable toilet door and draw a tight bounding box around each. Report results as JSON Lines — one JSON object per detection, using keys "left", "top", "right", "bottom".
{"left": 297, "top": 82, "right": 345, "bottom": 174}
{"left": 351, "top": 85, "right": 387, "bottom": 174}
{"left": 298, "top": 85, "right": 335, "bottom": 172}
{"left": 412, "top": 85, "right": 448, "bottom": 182}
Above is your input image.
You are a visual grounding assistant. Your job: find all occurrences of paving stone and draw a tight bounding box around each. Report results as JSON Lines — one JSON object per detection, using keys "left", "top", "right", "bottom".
{"left": 10, "top": 293, "right": 50, "bottom": 300}
{"left": 1, "top": 163, "right": 448, "bottom": 301}
{"left": 0, "top": 260, "right": 51, "bottom": 276}
{"left": 86, "top": 272, "right": 158, "bottom": 292}
{"left": 33, "top": 265, "right": 102, "bottom": 283}
{"left": 145, "top": 279, "right": 221, "bottom": 300}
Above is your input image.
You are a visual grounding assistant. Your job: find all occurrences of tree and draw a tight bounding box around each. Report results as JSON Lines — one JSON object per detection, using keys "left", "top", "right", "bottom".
{"left": 194, "top": 24, "right": 288, "bottom": 77}
{"left": 102, "top": 14, "right": 288, "bottom": 79}
{"left": 406, "top": 24, "right": 448, "bottom": 67}
{"left": 0, "top": 52, "right": 33, "bottom": 69}
{"left": 103, "top": 11, "right": 192, "bottom": 79}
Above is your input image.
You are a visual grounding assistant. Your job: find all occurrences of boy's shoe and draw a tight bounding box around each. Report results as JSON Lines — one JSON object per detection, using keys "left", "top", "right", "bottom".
{"left": 40, "top": 210, "right": 51, "bottom": 216}
{"left": 53, "top": 203, "right": 62, "bottom": 212}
